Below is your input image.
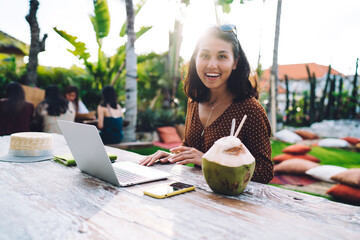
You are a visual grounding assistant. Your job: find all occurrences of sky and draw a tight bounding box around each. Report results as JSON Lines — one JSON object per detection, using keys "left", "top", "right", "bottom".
{"left": 0, "top": 0, "right": 359, "bottom": 76}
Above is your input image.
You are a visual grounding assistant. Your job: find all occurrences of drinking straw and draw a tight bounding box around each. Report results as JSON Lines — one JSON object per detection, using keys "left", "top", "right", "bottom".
{"left": 230, "top": 118, "right": 236, "bottom": 136}
{"left": 234, "top": 115, "right": 247, "bottom": 138}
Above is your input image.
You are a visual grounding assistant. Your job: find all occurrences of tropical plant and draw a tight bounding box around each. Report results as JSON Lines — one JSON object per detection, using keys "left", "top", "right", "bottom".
{"left": 0, "top": 56, "right": 26, "bottom": 98}
{"left": 53, "top": 0, "right": 151, "bottom": 90}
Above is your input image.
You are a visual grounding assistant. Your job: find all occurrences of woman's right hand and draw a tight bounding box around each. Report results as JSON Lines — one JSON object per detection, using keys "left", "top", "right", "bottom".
{"left": 139, "top": 150, "right": 171, "bottom": 166}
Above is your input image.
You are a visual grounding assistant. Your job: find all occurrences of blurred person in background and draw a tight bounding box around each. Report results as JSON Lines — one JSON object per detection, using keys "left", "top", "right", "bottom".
{"left": 97, "top": 85, "right": 123, "bottom": 144}
{"left": 0, "top": 82, "right": 34, "bottom": 135}
{"left": 64, "top": 85, "right": 95, "bottom": 122}
{"left": 32, "top": 85, "right": 75, "bottom": 133}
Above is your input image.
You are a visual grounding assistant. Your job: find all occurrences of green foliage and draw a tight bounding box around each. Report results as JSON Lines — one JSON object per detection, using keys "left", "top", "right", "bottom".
{"left": 91, "top": 0, "right": 110, "bottom": 40}
{"left": 127, "top": 146, "right": 169, "bottom": 155}
{"left": 53, "top": 28, "right": 90, "bottom": 63}
{"left": 54, "top": 0, "right": 151, "bottom": 89}
{"left": 136, "top": 105, "right": 186, "bottom": 132}
{"left": 136, "top": 109, "right": 158, "bottom": 132}
{"left": 286, "top": 63, "right": 359, "bottom": 127}
{"left": 217, "top": 0, "right": 233, "bottom": 13}
{"left": 0, "top": 56, "right": 26, "bottom": 98}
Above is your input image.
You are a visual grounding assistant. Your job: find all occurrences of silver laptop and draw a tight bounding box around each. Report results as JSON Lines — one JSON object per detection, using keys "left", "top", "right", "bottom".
{"left": 57, "top": 120, "right": 171, "bottom": 187}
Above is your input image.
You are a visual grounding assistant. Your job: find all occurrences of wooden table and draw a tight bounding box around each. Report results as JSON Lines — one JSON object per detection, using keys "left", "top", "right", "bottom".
{"left": 0, "top": 134, "right": 359, "bottom": 240}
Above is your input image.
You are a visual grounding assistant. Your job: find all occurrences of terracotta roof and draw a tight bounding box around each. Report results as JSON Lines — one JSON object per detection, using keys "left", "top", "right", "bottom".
{"left": 259, "top": 63, "right": 345, "bottom": 93}
{"left": 261, "top": 63, "right": 344, "bottom": 82}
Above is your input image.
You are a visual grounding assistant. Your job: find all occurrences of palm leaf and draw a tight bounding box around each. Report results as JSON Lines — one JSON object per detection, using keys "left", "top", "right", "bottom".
{"left": 90, "top": 0, "right": 110, "bottom": 40}
{"left": 136, "top": 26, "right": 152, "bottom": 40}
{"left": 53, "top": 27, "right": 90, "bottom": 62}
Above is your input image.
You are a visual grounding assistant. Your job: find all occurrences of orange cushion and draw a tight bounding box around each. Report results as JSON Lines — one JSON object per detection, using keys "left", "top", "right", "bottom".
{"left": 273, "top": 153, "right": 320, "bottom": 163}
{"left": 341, "top": 137, "right": 360, "bottom": 145}
{"left": 274, "top": 159, "right": 319, "bottom": 175}
{"left": 157, "top": 126, "right": 182, "bottom": 143}
{"left": 326, "top": 184, "right": 360, "bottom": 204}
{"left": 282, "top": 144, "right": 311, "bottom": 155}
{"left": 330, "top": 168, "right": 360, "bottom": 188}
{"left": 294, "top": 130, "right": 319, "bottom": 140}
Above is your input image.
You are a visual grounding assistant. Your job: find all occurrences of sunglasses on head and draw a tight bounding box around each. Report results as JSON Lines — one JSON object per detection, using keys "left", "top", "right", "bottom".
{"left": 219, "top": 24, "right": 237, "bottom": 36}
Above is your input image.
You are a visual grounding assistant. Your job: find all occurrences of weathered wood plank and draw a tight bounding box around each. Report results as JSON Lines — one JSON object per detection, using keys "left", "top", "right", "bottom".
{"left": 0, "top": 134, "right": 359, "bottom": 240}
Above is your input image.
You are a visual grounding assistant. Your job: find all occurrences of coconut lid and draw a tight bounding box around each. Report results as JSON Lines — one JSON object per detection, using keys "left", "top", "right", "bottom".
{"left": 203, "top": 136, "right": 255, "bottom": 167}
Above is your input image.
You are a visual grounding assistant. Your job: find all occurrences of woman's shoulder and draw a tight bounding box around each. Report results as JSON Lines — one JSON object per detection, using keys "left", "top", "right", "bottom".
{"left": 235, "top": 97, "right": 263, "bottom": 108}
{"left": 233, "top": 97, "right": 267, "bottom": 116}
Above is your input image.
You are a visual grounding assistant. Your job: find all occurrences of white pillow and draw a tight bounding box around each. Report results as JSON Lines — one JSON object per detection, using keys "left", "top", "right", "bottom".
{"left": 318, "top": 138, "right": 350, "bottom": 148}
{"left": 305, "top": 165, "right": 348, "bottom": 183}
{"left": 274, "top": 129, "right": 302, "bottom": 143}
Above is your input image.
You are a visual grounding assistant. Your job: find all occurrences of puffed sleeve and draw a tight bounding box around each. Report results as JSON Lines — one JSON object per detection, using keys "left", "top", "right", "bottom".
{"left": 182, "top": 99, "right": 194, "bottom": 147}
{"left": 240, "top": 98, "right": 274, "bottom": 183}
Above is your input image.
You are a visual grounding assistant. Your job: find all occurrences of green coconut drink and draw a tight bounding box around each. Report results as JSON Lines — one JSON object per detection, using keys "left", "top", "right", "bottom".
{"left": 202, "top": 116, "right": 255, "bottom": 195}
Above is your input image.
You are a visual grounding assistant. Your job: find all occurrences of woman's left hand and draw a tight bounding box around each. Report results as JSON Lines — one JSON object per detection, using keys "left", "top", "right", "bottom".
{"left": 168, "top": 146, "right": 204, "bottom": 166}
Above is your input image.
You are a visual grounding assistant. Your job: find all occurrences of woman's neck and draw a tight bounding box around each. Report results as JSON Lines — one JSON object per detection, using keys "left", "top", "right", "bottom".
{"left": 208, "top": 89, "right": 231, "bottom": 106}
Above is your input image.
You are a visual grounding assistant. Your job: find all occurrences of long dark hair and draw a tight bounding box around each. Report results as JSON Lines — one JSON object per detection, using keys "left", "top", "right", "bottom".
{"left": 64, "top": 85, "right": 79, "bottom": 111}
{"left": 2, "top": 82, "right": 26, "bottom": 117}
{"left": 183, "top": 26, "right": 258, "bottom": 103}
{"left": 43, "top": 85, "right": 69, "bottom": 116}
{"left": 100, "top": 85, "right": 118, "bottom": 109}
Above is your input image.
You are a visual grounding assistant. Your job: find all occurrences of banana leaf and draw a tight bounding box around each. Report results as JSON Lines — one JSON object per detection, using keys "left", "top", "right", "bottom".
{"left": 53, "top": 27, "right": 91, "bottom": 62}
{"left": 90, "top": 0, "right": 110, "bottom": 41}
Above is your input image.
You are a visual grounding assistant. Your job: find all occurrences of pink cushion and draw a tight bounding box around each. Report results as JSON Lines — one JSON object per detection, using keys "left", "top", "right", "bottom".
{"left": 274, "top": 159, "right": 319, "bottom": 175}
{"left": 330, "top": 168, "right": 360, "bottom": 187}
{"left": 157, "top": 126, "right": 182, "bottom": 143}
{"left": 293, "top": 130, "right": 319, "bottom": 140}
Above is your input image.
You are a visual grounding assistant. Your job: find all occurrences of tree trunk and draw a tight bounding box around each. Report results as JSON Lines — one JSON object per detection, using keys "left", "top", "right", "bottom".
{"left": 170, "top": 19, "right": 183, "bottom": 107}
{"left": 25, "top": 0, "right": 47, "bottom": 86}
{"left": 350, "top": 58, "right": 359, "bottom": 119}
{"left": 123, "top": 0, "right": 137, "bottom": 142}
{"left": 269, "top": 0, "right": 282, "bottom": 134}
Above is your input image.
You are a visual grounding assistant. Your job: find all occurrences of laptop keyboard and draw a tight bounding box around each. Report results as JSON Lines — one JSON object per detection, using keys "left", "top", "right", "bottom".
{"left": 113, "top": 168, "right": 148, "bottom": 183}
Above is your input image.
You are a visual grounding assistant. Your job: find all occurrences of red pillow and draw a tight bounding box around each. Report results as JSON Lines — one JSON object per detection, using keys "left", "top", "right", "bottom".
{"left": 157, "top": 126, "right": 182, "bottom": 143}
{"left": 326, "top": 184, "right": 360, "bottom": 204}
{"left": 282, "top": 144, "right": 311, "bottom": 155}
{"left": 341, "top": 137, "right": 360, "bottom": 145}
{"left": 273, "top": 153, "right": 320, "bottom": 163}
{"left": 294, "top": 130, "right": 319, "bottom": 140}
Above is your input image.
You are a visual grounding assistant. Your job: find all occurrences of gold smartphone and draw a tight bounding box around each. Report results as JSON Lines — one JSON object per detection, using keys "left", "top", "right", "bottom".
{"left": 143, "top": 182, "right": 195, "bottom": 199}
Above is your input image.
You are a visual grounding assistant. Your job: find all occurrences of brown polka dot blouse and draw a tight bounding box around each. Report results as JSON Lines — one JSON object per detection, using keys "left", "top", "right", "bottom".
{"left": 183, "top": 97, "right": 274, "bottom": 184}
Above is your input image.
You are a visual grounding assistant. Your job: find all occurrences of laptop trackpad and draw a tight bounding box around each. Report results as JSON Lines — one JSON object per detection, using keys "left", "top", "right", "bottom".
{"left": 112, "top": 161, "right": 171, "bottom": 184}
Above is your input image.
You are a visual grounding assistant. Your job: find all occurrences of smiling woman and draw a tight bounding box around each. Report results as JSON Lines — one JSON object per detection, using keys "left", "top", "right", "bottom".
{"left": 140, "top": 25, "right": 274, "bottom": 184}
